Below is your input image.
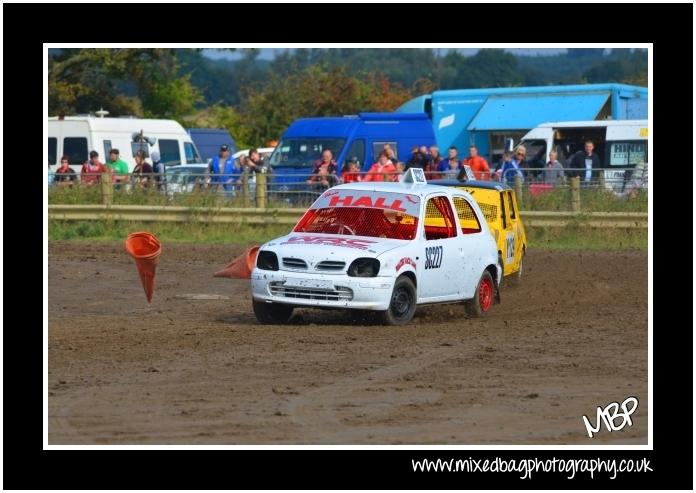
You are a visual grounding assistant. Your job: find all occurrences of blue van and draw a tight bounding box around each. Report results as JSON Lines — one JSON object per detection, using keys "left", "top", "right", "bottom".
{"left": 187, "top": 128, "right": 237, "bottom": 162}
{"left": 268, "top": 113, "right": 436, "bottom": 182}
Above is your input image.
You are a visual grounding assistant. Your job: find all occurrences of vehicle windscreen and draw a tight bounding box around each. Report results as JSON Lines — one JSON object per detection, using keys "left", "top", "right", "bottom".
{"left": 269, "top": 138, "right": 346, "bottom": 168}
{"left": 166, "top": 168, "right": 207, "bottom": 184}
{"left": 293, "top": 190, "right": 420, "bottom": 240}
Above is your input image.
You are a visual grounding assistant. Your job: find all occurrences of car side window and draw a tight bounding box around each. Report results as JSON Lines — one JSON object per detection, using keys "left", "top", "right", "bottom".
{"left": 500, "top": 193, "right": 508, "bottom": 229}
{"left": 453, "top": 197, "right": 482, "bottom": 234}
{"left": 507, "top": 192, "right": 516, "bottom": 219}
{"left": 344, "top": 139, "right": 365, "bottom": 168}
{"left": 424, "top": 196, "right": 458, "bottom": 240}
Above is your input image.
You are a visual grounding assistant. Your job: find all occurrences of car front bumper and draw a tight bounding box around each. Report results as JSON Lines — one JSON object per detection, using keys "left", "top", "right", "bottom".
{"left": 251, "top": 269, "right": 394, "bottom": 310}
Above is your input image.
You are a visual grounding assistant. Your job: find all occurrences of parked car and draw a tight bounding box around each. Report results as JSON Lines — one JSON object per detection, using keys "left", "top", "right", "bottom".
{"left": 250, "top": 168, "right": 501, "bottom": 325}
{"left": 430, "top": 177, "right": 527, "bottom": 285}
{"left": 164, "top": 164, "right": 209, "bottom": 194}
{"left": 234, "top": 147, "right": 275, "bottom": 162}
{"left": 48, "top": 115, "right": 205, "bottom": 174}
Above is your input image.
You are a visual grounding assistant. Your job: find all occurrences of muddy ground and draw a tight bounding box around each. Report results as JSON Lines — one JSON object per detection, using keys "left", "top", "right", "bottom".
{"left": 48, "top": 241, "right": 648, "bottom": 444}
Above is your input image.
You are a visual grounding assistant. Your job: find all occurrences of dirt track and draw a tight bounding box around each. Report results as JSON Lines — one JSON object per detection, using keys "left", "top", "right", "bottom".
{"left": 48, "top": 241, "right": 648, "bottom": 444}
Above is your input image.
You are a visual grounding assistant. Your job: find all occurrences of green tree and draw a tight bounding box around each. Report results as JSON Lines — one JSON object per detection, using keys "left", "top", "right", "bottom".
{"left": 238, "top": 65, "right": 417, "bottom": 145}
{"left": 48, "top": 48, "right": 202, "bottom": 119}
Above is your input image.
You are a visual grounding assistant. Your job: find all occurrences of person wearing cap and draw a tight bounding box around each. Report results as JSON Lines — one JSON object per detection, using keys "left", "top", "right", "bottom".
{"left": 106, "top": 148, "right": 130, "bottom": 188}
{"left": 80, "top": 150, "right": 109, "bottom": 186}
{"left": 341, "top": 156, "right": 362, "bottom": 184}
{"left": 208, "top": 144, "right": 238, "bottom": 194}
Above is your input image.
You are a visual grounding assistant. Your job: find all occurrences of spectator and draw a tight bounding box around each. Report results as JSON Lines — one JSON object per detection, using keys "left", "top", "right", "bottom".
{"left": 132, "top": 150, "right": 154, "bottom": 188}
{"left": 209, "top": 144, "right": 238, "bottom": 194}
{"left": 364, "top": 152, "right": 398, "bottom": 182}
{"left": 105, "top": 149, "right": 129, "bottom": 188}
{"left": 425, "top": 145, "right": 443, "bottom": 179}
{"left": 463, "top": 145, "right": 490, "bottom": 181}
{"left": 53, "top": 155, "right": 77, "bottom": 186}
{"left": 437, "top": 146, "right": 461, "bottom": 178}
{"left": 247, "top": 148, "right": 267, "bottom": 174}
{"left": 395, "top": 161, "right": 406, "bottom": 175}
{"left": 306, "top": 149, "right": 338, "bottom": 190}
{"left": 341, "top": 157, "right": 362, "bottom": 184}
{"left": 80, "top": 151, "right": 109, "bottom": 186}
{"left": 543, "top": 150, "right": 565, "bottom": 185}
{"left": 150, "top": 151, "right": 166, "bottom": 191}
{"left": 405, "top": 145, "right": 428, "bottom": 171}
{"left": 501, "top": 150, "right": 524, "bottom": 185}
{"left": 383, "top": 144, "right": 398, "bottom": 165}
{"left": 567, "top": 140, "right": 601, "bottom": 183}
{"left": 511, "top": 146, "right": 528, "bottom": 178}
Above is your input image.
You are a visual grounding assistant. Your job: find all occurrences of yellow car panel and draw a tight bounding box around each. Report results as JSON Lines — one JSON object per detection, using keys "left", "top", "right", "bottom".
{"left": 444, "top": 182, "right": 527, "bottom": 281}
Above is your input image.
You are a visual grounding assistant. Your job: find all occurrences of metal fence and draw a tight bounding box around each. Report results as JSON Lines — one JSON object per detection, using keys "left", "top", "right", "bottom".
{"left": 48, "top": 166, "right": 648, "bottom": 212}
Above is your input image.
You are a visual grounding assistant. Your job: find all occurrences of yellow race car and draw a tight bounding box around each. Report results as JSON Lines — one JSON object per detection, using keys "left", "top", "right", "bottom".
{"left": 431, "top": 178, "right": 527, "bottom": 285}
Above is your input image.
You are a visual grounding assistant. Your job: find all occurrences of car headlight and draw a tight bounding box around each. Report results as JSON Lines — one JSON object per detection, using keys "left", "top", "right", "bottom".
{"left": 257, "top": 250, "right": 279, "bottom": 271}
{"left": 347, "top": 258, "right": 380, "bottom": 277}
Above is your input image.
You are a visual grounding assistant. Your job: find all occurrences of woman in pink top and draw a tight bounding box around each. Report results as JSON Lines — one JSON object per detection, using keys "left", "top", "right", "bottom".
{"left": 363, "top": 152, "right": 398, "bottom": 182}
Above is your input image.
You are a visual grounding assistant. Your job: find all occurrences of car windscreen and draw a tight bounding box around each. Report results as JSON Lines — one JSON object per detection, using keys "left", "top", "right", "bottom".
{"left": 269, "top": 138, "right": 346, "bottom": 168}
{"left": 293, "top": 190, "right": 420, "bottom": 240}
{"left": 166, "top": 168, "right": 207, "bottom": 184}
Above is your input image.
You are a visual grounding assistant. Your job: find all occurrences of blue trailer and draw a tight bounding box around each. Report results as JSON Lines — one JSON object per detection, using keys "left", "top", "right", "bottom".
{"left": 396, "top": 83, "right": 647, "bottom": 164}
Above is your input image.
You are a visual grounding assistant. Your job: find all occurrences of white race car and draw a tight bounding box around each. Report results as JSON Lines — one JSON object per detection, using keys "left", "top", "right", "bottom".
{"left": 251, "top": 168, "right": 502, "bottom": 325}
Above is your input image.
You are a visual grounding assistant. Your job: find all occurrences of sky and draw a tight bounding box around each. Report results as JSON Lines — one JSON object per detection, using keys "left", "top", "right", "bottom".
{"left": 202, "top": 48, "right": 571, "bottom": 61}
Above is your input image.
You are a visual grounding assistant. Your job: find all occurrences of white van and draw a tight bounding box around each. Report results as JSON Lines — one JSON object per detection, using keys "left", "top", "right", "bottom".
{"left": 48, "top": 116, "right": 205, "bottom": 173}
{"left": 519, "top": 119, "right": 648, "bottom": 191}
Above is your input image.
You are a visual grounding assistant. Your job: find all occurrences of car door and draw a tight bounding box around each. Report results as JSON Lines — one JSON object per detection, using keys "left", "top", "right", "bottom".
{"left": 499, "top": 191, "right": 516, "bottom": 275}
{"left": 451, "top": 195, "right": 488, "bottom": 299}
{"left": 418, "top": 194, "right": 463, "bottom": 301}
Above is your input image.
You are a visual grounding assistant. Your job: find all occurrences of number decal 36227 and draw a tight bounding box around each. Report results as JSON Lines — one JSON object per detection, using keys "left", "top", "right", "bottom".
{"left": 425, "top": 245, "right": 443, "bottom": 270}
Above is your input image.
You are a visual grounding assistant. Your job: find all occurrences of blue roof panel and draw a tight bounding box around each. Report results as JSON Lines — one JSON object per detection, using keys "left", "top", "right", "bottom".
{"left": 467, "top": 92, "right": 611, "bottom": 131}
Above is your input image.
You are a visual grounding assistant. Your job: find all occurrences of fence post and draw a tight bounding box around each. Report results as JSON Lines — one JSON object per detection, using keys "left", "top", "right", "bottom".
{"left": 256, "top": 171, "right": 267, "bottom": 209}
{"left": 570, "top": 176, "right": 581, "bottom": 212}
{"left": 241, "top": 169, "right": 249, "bottom": 207}
{"left": 101, "top": 173, "right": 113, "bottom": 205}
{"left": 514, "top": 175, "right": 523, "bottom": 206}
{"left": 598, "top": 169, "right": 606, "bottom": 189}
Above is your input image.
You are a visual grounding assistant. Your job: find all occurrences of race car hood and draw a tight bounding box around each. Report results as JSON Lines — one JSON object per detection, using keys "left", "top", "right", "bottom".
{"left": 262, "top": 233, "right": 408, "bottom": 266}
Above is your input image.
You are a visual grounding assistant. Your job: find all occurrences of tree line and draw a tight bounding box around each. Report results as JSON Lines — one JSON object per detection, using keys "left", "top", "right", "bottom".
{"left": 48, "top": 48, "right": 648, "bottom": 148}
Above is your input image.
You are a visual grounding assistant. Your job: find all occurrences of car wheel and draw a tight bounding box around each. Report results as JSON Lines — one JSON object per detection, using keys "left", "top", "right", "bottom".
{"left": 253, "top": 300, "right": 294, "bottom": 324}
{"left": 380, "top": 276, "right": 417, "bottom": 325}
{"left": 465, "top": 270, "right": 495, "bottom": 317}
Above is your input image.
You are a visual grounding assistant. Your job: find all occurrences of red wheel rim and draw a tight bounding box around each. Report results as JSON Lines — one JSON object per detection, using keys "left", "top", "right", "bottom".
{"left": 479, "top": 277, "right": 493, "bottom": 311}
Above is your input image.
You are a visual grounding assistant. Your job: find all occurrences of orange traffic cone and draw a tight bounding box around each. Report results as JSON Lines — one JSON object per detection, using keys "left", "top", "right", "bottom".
{"left": 214, "top": 245, "right": 260, "bottom": 279}
{"left": 125, "top": 232, "right": 162, "bottom": 303}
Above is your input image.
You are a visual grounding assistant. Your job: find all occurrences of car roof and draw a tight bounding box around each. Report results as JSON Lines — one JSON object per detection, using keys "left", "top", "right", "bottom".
{"left": 429, "top": 179, "right": 512, "bottom": 192}
{"left": 167, "top": 164, "right": 208, "bottom": 171}
{"left": 233, "top": 148, "right": 275, "bottom": 158}
{"left": 330, "top": 181, "right": 475, "bottom": 199}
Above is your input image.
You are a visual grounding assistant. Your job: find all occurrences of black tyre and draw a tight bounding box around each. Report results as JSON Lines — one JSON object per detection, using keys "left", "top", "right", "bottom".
{"left": 465, "top": 270, "right": 495, "bottom": 317}
{"left": 253, "top": 300, "right": 294, "bottom": 324}
{"left": 380, "top": 276, "right": 417, "bottom": 325}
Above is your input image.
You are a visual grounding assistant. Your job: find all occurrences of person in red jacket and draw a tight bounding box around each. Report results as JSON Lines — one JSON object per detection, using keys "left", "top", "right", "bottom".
{"left": 363, "top": 152, "right": 398, "bottom": 182}
{"left": 80, "top": 150, "right": 109, "bottom": 185}
{"left": 463, "top": 145, "right": 490, "bottom": 181}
